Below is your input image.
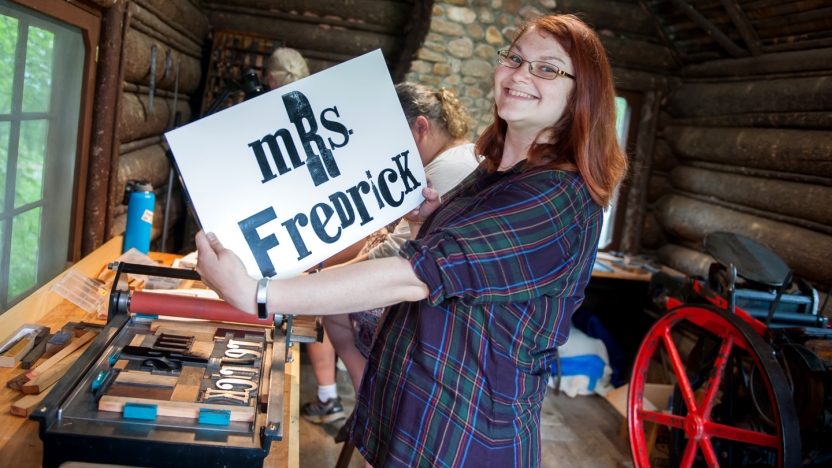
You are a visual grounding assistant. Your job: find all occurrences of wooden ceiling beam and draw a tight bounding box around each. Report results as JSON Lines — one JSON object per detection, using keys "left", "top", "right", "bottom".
{"left": 719, "top": 0, "right": 763, "bottom": 55}
{"left": 666, "top": 0, "right": 750, "bottom": 57}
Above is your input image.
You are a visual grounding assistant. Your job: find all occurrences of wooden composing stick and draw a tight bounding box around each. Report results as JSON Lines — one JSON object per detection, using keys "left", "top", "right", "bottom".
{"left": 170, "top": 366, "right": 205, "bottom": 402}
{"left": 20, "top": 332, "right": 54, "bottom": 369}
{"left": 1, "top": 335, "right": 35, "bottom": 359}
{"left": 6, "top": 371, "right": 30, "bottom": 390}
{"left": 99, "top": 395, "right": 255, "bottom": 422}
{"left": 11, "top": 386, "right": 54, "bottom": 417}
{"left": 25, "top": 331, "right": 96, "bottom": 381}
{"left": 115, "top": 371, "right": 178, "bottom": 388}
{"left": 22, "top": 348, "right": 85, "bottom": 394}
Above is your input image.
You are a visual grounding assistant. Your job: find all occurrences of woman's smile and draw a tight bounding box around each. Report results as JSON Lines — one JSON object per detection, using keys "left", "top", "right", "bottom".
{"left": 504, "top": 87, "right": 538, "bottom": 100}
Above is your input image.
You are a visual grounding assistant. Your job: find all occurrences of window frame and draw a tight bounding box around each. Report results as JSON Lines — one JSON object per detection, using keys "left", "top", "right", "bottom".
{"left": 602, "top": 89, "right": 643, "bottom": 253}
{"left": 9, "top": 0, "right": 100, "bottom": 263}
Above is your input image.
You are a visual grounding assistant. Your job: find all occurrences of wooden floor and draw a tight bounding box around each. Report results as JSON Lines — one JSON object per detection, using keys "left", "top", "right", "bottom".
{"left": 298, "top": 352, "right": 633, "bottom": 468}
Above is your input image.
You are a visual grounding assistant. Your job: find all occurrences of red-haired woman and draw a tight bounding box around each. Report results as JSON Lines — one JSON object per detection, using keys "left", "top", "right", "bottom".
{"left": 196, "top": 14, "right": 627, "bottom": 467}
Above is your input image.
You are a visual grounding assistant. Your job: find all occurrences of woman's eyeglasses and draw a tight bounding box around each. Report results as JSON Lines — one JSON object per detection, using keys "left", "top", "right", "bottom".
{"left": 496, "top": 49, "right": 576, "bottom": 81}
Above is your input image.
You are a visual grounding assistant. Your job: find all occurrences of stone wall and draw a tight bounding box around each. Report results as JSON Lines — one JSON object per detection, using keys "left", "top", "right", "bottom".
{"left": 405, "top": 0, "right": 555, "bottom": 137}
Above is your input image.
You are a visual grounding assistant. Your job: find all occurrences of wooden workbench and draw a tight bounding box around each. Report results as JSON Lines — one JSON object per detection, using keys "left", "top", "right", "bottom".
{"left": 0, "top": 237, "right": 299, "bottom": 468}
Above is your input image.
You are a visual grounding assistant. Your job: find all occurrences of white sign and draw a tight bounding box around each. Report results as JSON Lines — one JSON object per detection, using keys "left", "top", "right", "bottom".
{"left": 166, "top": 50, "right": 425, "bottom": 279}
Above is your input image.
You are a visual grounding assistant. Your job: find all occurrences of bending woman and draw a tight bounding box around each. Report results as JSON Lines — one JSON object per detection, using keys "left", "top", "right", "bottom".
{"left": 196, "top": 14, "right": 626, "bottom": 467}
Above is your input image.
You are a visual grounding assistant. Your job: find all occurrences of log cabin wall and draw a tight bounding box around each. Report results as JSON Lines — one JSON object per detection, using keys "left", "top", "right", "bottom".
{"left": 632, "top": 0, "right": 832, "bottom": 296}
{"left": 200, "top": 0, "right": 433, "bottom": 83}
{"left": 81, "top": 0, "right": 208, "bottom": 255}
{"left": 110, "top": 0, "right": 208, "bottom": 250}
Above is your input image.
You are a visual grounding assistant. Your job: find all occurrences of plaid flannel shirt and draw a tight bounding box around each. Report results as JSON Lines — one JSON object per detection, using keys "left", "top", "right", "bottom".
{"left": 350, "top": 162, "right": 603, "bottom": 467}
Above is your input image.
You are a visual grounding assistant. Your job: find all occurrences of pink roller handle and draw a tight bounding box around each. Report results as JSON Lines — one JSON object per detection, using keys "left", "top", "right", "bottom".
{"left": 130, "top": 291, "right": 272, "bottom": 326}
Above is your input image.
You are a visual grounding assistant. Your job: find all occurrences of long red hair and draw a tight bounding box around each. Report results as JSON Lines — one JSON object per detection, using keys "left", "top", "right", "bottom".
{"left": 476, "top": 14, "right": 627, "bottom": 206}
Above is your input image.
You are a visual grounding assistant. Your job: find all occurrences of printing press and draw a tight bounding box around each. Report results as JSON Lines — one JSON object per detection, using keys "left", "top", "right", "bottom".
{"left": 29, "top": 262, "right": 320, "bottom": 468}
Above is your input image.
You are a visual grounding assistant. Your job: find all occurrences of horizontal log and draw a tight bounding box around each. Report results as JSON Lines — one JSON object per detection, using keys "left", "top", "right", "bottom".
{"left": 658, "top": 244, "right": 715, "bottom": 279}
{"left": 669, "top": 112, "right": 832, "bottom": 130}
{"left": 555, "top": 0, "right": 659, "bottom": 36}
{"left": 112, "top": 189, "right": 183, "bottom": 241}
{"left": 648, "top": 173, "right": 672, "bottom": 202}
{"left": 670, "top": 166, "right": 832, "bottom": 226}
{"left": 612, "top": 67, "right": 678, "bottom": 93}
{"left": 119, "top": 135, "right": 163, "bottom": 155}
{"left": 763, "top": 36, "right": 832, "bottom": 53}
{"left": 682, "top": 46, "right": 832, "bottom": 76}
{"left": 134, "top": 0, "right": 208, "bottom": 42}
{"left": 128, "top": 2, "right": 202, "bottom": 55}
{"left": 685, "top": 161, "right": 832, "bottom": 187}
{"left": 673, "top": 189, "right": 832, "bottom": 236}
{"left": 202, "top": 3, "right": 403, "bottom": 36}
{"left": 654, "top": 194, "right": 832, "bottom": 284}
{"left": 641, "top": 211, "right": 668, "bottom": 250}
{"left": 117, "top": 144, "right": 170, "bottom": 192}
{"left": 119, "top": 93, "right": 191, "bottom": 144}
{"left": 664, "top": 126, "right": 832, "bottom": 178}
{"left": 123, "top": 28, "right": 202, "bottom": 94}
{"left": 651, "top": 139, "right": 679, "bottom": 172}
{"left": 599, "top": 35, "right": 677, "bottom": 71}
{"left": 205, "top": 10, "right": 403, "bottom": 59}
{"left": 666, "top": 76, "right": 832, "bottom": 117}
{"left": 202, "top": 0, "right": 411, "bottom": 29}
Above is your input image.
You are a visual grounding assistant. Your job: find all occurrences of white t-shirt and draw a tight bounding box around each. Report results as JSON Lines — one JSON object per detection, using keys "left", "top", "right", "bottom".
{"left": 367, "top": 143, "right": 480, "bottom": 260}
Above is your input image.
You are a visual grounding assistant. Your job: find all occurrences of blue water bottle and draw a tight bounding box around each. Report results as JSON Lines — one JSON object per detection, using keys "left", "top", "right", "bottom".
{"left": 123, "top": 180, "right": 155, "bottom": 254}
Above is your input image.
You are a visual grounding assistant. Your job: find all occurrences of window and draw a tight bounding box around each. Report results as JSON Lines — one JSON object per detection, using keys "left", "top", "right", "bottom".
{"left": 0, "top": 0, "right": 85, "bottom": 312}
{"left": 597, "top": 95, "right": 632, "bottom": 249}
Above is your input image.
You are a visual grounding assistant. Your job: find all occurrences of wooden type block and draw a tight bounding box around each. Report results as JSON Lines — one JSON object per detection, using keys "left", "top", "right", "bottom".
{"left": 176, "top": 366, "right": 205, "bottom": 386}
{"left": 259, "top": 343, "right": 272, "bottom": 410}
{"left": 170, "top": 366, "right": 204, "bottom": 402}
{"left": 214, "top": 327, "right": 265, "bottom": 339}
{"left": 107, "top": 383, "right": 173, "bottom": 400}
{"left": 115, "top": 371, "right": 178, "bottom": 388}
{"left": 113, "top": 359, "right": 130, "bottom": 370}
{"left": 156, "top": 327, "right": 214, "bottom": 343}
{"left": 128, "top": 333, "right": 147, "bottom": 347}
{"left": 188, "top": 341, "right": 214, "bottom": 359}
{"left": 170, "top": 385, "right": 201, "bottom": 403}
{"left": 25, "top": 331, "right": 96, "bottom": 380}
{"left": 22, "top": 348, "right": 85, "bottom": 394}
{"left": 99, "top": 395, "right": 255, "bottom": 422}
{"left": 46, "top": 330, "right": 74, "bottom": 354}
{"left": 150, "top": 320, "right": 218, "bottom": 336}
{"left": 20, "top": 333, "right": 54, "bottom": 369}
{"left": 11, "top": 386, "right": 53, "bottom": 417}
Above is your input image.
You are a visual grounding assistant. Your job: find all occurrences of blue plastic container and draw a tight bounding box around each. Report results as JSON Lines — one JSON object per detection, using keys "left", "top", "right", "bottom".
{"left": 123, "top": 181, "right": 155, "bottom": 254}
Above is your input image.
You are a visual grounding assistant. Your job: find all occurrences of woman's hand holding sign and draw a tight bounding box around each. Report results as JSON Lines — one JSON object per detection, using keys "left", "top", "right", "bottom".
{"left": 195, "top": 231, "right": 258, "bottom": 315}
{"left": 404, "top": 175, "right": 440, "bottom": 240}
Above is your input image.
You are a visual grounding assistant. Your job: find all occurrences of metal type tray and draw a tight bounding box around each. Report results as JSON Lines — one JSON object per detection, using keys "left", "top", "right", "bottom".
{"left": 30, "top": 263, "right": 292, "bottom": 468}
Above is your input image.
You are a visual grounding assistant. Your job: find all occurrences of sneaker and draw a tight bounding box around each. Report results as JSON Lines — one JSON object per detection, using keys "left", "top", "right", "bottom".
{"left": 301, "top": 396, "right": 345, "bottom": 424}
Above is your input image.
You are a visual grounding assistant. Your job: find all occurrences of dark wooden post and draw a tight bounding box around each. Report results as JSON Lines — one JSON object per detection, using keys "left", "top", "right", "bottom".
{"left": 82, "top": 0, "right": 125, "bottom": 256}
{"left": 620, "top": 90, "right": 660, "bottom": 254}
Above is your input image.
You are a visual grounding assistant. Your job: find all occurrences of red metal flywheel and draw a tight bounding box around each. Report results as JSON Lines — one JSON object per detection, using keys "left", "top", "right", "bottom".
{"left": 628, "top": 304, "right": 800, "bottom": 468}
